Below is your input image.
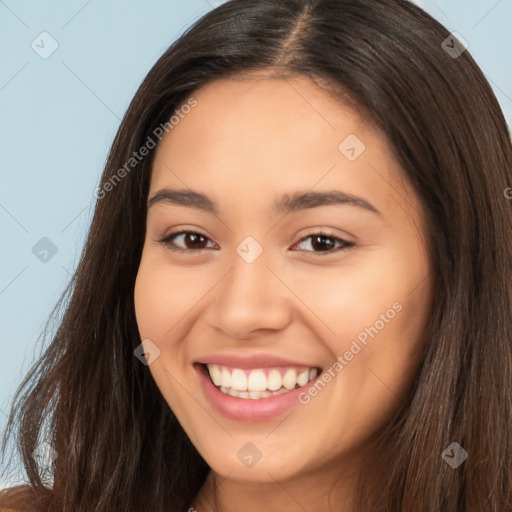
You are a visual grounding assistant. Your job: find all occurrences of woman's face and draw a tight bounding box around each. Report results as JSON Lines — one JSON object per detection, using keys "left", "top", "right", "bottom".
{"left": 134, "top": 76, "right": 433, "bottom": 485}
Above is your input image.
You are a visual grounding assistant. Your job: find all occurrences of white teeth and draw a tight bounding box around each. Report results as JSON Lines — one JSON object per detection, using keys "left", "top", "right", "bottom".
{"left": 206, "top": 363, "right": 320, "bottom": 399}
{"left": 222, "top": 386, "right": 291, "bottom": 399}
{"left": 247, "top": 370, "right": 267, "bottom": 391}
{"left": 209, "top": 364, "right": 222, "bottom": 386}
{"left": 221, "top": 367, "right": 231, "bottom": 388}
{"left": 297, "top": 368, "right": 310, "bottom": 387}
{"left": 282, "top": 369, "right": 297, "bottom": 390}
{"left": 267, "top": 369, "right": 282, "bottom": 391}
{"left": 231, "top": 369, "right": 248, "bottom": 391}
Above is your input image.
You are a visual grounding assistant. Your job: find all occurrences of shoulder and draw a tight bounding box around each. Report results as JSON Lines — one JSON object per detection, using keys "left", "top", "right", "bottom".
{"left": 0, "top": 485, "right": 36, "bottom": 512}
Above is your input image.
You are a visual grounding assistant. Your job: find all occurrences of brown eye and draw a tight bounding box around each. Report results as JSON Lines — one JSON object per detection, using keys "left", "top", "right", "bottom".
{"left": 291, "top": 232, "right": 354, "bottom": 254}
{"left": 159, "top": 231, "right": 218, "bottom": 252}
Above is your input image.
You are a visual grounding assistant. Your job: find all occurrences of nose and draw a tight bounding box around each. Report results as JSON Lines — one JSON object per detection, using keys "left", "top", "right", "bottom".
{"left": 205, "top": 250, "right": 292, "bottom": 340}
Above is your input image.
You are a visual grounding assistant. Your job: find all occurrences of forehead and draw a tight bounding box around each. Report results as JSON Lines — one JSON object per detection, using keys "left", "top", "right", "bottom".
{"left": 149, "top": 76, "right": 416, "bottom": 219}
{"left": 157, "top": 75, "right": 377, "bottom": 159}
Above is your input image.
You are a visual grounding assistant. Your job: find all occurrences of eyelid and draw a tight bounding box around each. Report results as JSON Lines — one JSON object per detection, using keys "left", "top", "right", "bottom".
{"left": 290, "top": 231, "right": 354, "bottom": 254}
{"left": 156, "top": 229, "right": 218, "bottom": 251}
{"left": 156, "top": 228, "right": 354, "bottom": 255}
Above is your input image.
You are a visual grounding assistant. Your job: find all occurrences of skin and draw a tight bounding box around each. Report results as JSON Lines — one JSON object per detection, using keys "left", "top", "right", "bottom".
{"left": 134, "top": 75, "right": 434, "bottom": 512}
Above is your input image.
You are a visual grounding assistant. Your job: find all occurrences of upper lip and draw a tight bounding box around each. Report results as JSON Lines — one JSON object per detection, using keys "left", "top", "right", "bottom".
{"left": 197, "top": 353, "right": 321, "bottom": 369}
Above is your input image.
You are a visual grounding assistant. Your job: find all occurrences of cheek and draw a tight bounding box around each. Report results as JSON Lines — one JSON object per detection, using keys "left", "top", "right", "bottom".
{"left": 333, "top": 251, "right": 431, "bottom": 420}
{"left": 134, "top": 266, "right": 170, "bottom": 340}
{"left": 286, "top": 244, "right": 431, "bottom": 405}
{"left": 134, "top": 254, "right": 205, "bottom": 340}
{"left": 284, "top": 246, "right": 429, "bottom": 343}
{"left": 133, "top": 257, "right": 201, "bottom": 422}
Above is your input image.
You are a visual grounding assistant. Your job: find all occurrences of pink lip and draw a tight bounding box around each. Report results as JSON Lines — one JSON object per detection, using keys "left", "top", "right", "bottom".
{"left": 195, "top": 363, "right": 321, "bottom": 422}
{"left": 197, "top": 353, "right": 316, "bottom": 369}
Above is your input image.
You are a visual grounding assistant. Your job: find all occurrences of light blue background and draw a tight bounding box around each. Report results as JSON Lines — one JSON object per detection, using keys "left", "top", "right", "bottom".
{"left": 1, "top": 0, "right": 511, "bottom": 488}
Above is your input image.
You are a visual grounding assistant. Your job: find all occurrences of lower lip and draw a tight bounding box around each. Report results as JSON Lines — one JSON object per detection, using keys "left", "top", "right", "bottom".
{"left": 195, "top": 364, "right": 320, "bottom": 422}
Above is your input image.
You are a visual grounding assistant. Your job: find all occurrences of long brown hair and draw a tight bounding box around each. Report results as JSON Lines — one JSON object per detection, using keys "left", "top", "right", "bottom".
{"left": 1, "top": 0, "right": 511, "bottom": 510}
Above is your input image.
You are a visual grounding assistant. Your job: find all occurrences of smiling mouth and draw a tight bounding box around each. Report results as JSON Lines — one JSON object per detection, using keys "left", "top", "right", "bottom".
{"left": 200, "top": 363, "right": 322, "bottom": 399}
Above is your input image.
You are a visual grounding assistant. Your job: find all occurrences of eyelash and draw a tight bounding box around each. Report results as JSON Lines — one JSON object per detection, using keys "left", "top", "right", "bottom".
{"left": 156, "top": 230, "right": 354, "bottom": 255}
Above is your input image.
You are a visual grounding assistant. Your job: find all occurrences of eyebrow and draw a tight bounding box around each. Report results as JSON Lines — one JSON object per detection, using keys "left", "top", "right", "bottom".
{"left": 147, "top": 188, "right": 380, "bottom": 216}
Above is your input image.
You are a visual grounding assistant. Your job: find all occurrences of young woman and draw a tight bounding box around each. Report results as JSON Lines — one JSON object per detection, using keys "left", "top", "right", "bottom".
{"left": 1, "top": 0, "right": 511, "bottom": 510}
